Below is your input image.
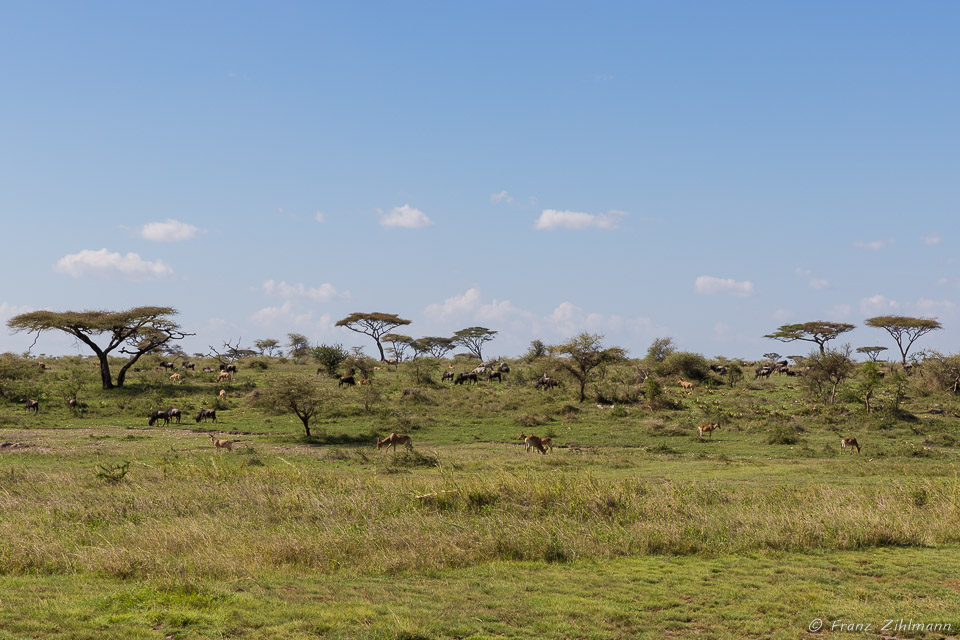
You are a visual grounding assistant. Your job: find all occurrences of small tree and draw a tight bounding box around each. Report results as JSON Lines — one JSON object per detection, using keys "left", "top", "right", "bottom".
{"left": 553, "top": 333, "right": 627, "bottom": 403}
{"left": 253, "top": 376, "right": 328, "bottom": 437}
{"left": 525, "top": 339, "right": 547, "bottom": 362}
{"left": 312, "top": 343, "right": 349, "bottom": 377}
{"left": 7, "top": 307, "right": 192, "bottom": 390}
{"left": 382, "top": 334, "right": 414, "bottom": 363}
{"left": 287, "top": 333, "right": 311, "bottom": 359}
{"left": 803, "top": 345, "right": 855, "bottom": 405}
{"left": 856, "top": 346, "right": 888, "bottom": 362}
{"left": 856, "top": 361, "right": 884, "bottom": 413}
{"left": 764, "top": 321, "right": 855, "bottom": 355}
{"left": 335, "top": 312, "right": 412, "bottom": 362}
{"left": 421, "top": 337, "right": 457, "bottom": 359}
{"left": 255, "top": 338, "right": 281, "bottom": 357}
{"left": 645, "top": 337, "right": 676, "bottom": 363}
{"left": 453, "top": 327, "right": 498, "bottom": 361}
{"left": 865, "top": 316, "right": 943, "bottom": 366}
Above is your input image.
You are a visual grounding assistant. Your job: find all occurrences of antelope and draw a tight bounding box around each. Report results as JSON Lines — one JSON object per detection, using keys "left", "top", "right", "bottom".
{"left": 540, "top": 436, "right": 554, "bottom": 452}
{"left": 169, "top": 373, "right": 183, "bottom": 384}
{"left": 518, "top": 433, "right": 547, "bottom": 454}
{"left": 208, "top": 434, "right": 234, "bottom": 452}
{"left": 217, "top": 371, "right": 232, "bottom": 384}
{"left": 841, "top": 437, "right": 860, "bottom": 453}
{"left": 357, "top": 378, "right": 372, "bottom": 386}
{"left": 697, "top": 422, "right": 720, "bottom": 439}
{"left": 219, "top": 389, "right": 226, "bottom": 399}
{"left": 678, "top": 378, "right": 694, "bottom": 391}
{"left": 376, "top": 433, "right": 412, "bottom": 452}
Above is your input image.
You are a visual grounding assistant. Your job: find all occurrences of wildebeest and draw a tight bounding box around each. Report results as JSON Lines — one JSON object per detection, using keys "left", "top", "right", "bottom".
{"left": 67, "top": 397, "right": 77, "bottom": 409}
{"left": 195, "top": 408, "right": 217, "bottom": 423}
{"left": 339, "top": 375, "right": 356, "bottom": 387}
{"left": 182, "top": 362, "right": 195, "bottom": 370}
{"left": 471, "top": 365, "right": 490, "bottom": 376}
{"left": 24, "top": 399, "right": 39, "bottom": 414}
{"left": 455, "top": 372, "right": 478, "bottom": 385}
{"left": 159, "top": 362, "right": 176, "bottom": 370}
{"left": 202, "top": 367, "right": 215, "bottom": 373}
{"left": 755, "top": 367, "right": 772, "bottom": 379}
{"left": 488, "top": 371, "right": 502, "bottom": 383}
{"left": 499, "top": 363, "right": 511, "bottom": 373}
{"left": 535, "top": 375, "right": 560, "bottom": 390}
{"left": 219, "top": 363, "right": 238, "bottom": 374}
{"left": 148, "top": 410, "right": 170, "bottom": 426}
{"left": 710, "top": 364, "right": 728, "bottom": 375}
{"left": 166, "top": 408, "right": 181, "bottom": 424}
{"left": 441, "top": 371, "right": 455, "bottom": 383}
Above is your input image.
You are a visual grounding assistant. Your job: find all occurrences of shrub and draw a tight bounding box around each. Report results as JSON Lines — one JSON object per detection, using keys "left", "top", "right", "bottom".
{"left": 658, "top": 351, "right": 710, "bottom": 381}
{"left": 767, "top": 425, "right": 801, "bottom": 445}
{"left": 248, "top": 359, "right": 269, "bottom": 371}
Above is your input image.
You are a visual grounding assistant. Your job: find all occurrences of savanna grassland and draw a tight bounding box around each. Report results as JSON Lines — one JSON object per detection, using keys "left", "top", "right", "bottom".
{"left": 2, "top": 351, "right": 960, "bottom": 639}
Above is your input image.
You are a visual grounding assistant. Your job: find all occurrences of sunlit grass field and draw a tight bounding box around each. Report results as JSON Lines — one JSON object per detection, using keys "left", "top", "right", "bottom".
{"left": 2, "top": 355, "right": 959, "bottom": 638}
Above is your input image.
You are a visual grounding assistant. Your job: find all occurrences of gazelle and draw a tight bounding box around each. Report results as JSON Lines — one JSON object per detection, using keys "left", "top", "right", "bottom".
{"left": 376, "top": 433, "right": 412, "bottom": 452}
{"left": 697, "top": 422, "right": 720, "bottom": 439}
{"left": 841, "top": 437, "right": 860, "bottom": 453}
{"left": 169, "top": 373, "right": 182, "bottom": 384}
{"left": 518, "top": 433, "right": 547, "bottom": 454}
{"left": 540, "top": 436, "right": 554, "bottom": 452}
{"left": 678, "top": 378, "right": 694, "bottom": 391}
{"left": 209, "top": 434, "right": 234, "bottom": 452}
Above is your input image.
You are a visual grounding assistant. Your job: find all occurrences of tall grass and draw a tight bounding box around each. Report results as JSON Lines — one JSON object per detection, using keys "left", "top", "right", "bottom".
{"left": 1, "top": 459, "right": 957, "bottom": 579}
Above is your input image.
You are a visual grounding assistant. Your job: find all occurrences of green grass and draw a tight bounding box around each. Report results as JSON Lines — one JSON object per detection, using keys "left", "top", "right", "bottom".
{"left": 1, "top": 354, "right": 960, "bottom": 637}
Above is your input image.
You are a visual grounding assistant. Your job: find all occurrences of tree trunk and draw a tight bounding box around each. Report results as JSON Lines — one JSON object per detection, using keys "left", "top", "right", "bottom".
{"left": 830, "top": 381, "right": 839, "bottom": 405}
{"left": 375, "top": 340, "right": 386, "bottom": 362}
{"left": 300, "top": 415, "right": 311, "bottom": 437}
{"left": 97, "top": 354, "right": 114, "bottom": 390}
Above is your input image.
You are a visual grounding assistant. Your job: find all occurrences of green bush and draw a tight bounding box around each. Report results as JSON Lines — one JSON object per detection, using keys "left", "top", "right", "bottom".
{"left": 658, "top": 352, "right": 710, "bottom": 381}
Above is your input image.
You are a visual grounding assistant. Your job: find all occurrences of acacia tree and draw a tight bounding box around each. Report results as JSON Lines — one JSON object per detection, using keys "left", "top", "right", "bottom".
{"left": 6, "top": 307, "right": 192, "bottom": 390}
{"left": 335, "top": 312, "right": 411, "bottom": 362}
{"left": 453, "top": 327, "right": 498, "bottom": 361}
{"left": 764, "top": 321, "right": 855, "bottom": 355}
{"left": 553, "top": 333, "right": 627, "bottom": 403}
{"left": 382, "top": 334, "right": 415, "bottom": 363}
{"left": 856, "top": 346, "right": 888, "bottom": 362}
{"left": 803, "top": 345, "right": 855, "bottom": 405}
{"left": 421, "top": 336, "right": 457, "bottom": 359}
{"left": 287, "top": 333, "right": 311, "bottom": 359}
{"left": 253, "top": 375, "right": 328, "bottom": 437}
{"left": 865, "top": 316, "right": 942, "bottom": 366}
{"left": 255, "top": 338, "right": 281, "bottom": 357}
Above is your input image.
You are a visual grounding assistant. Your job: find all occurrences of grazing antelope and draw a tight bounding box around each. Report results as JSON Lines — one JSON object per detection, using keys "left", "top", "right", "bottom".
{"left": 697, "top": 422, "right": 720, "bottom": 439}
{"left": 218, "top": 389, "right": 226, "bottom": 399}
{"left": 519, "top": 433, "right": 547, "bottom": 454}
{"left": 678, "top": 378, "right": 694, "bottom": 391}
{"left": 376, "top": 433, "right": 412, "bottom": 452}
{"left": 357, "top": 378, "right": 372, "bottom": 386}
{"left": 169, "top": 373, "right": 183, "bottom": 384}
{"left": 208, "top": 434, "right": 234, "bottom": 452}
{"left": 841, "top": 437, "right": 860, "bottom": 453}
{"left": 540, "top": 436, "right": 554, "bottom": 452}
{"left": 217, "top": 371, "right": 232, "bottom": 384}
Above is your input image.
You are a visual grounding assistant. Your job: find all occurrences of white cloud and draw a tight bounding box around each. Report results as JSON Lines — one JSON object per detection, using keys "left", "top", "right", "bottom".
{"left": 773, "top": 309, "right": 793, "bottom": 322}
{"left": 860, "top": 295, "right": 899, "bottom": 315}
{"left": 694, "top": 276, "right": 755, "bottom": 298}
{"left": 910, "top": 298, "right": 954, "bottom": 317}
{"left": 490, "top": 190, "right": 513, "bottom": 204}
{"left": 378, "top": 204, "right": 434, "bottom": 229}
{"left": 923, "top": 232, "right": 942, "bottom": 245}
{"left": 533, "top": 209, "right": 626, "bottom": 231}
{"left": 809, "top": 278, "right": 830, "bottom": 290}
{"left": 315, "top": 212, "right": 326, "bottom": 223}
{"left": 423, "top": 288, "right": 482, "bottom": 322}
{"left": 853, "top": 239, "right": 889, "bottom": 251}
{"left": 0, "top": 302, "right": 33, "bottom": 322}
{"left": 261, "top": 279, "right": 350, "bottom": 302}
{"left": 827, "top": 304, "right": 854, "bottom": 320}
{"left": 794, "top": 268, "right": 812, "bottom": 277}
{"left": 54, "top": 248, "right": 175, "bottom": 281}
{"left": 138, "top": 219, "right": 201, "bottom": 242}
{"left": 250, "top": 301, "right": 332, "bottom": 330}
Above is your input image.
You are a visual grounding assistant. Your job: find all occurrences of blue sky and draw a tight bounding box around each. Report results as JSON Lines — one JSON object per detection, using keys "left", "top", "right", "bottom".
{"left": 1, "top": 1, "right": 958, "bottom": 360}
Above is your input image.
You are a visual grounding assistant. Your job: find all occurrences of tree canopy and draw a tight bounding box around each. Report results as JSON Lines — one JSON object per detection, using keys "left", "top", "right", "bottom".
{"left": 856, "top": 346, "right": 888, "bottom": 362}
{"left": 865, "top": 316, "right": 942, "bottom": 365}
{"left": 335, "top": 313, "right": 411, "bottom": 361}
{"left": 253, "top": 375, "right": 328, "bottom": 437}
{"left": 764, "top": 321, "right": 855, "bottom": 354}
{"left": 453, "top": 327, "right": 498, "bottom": 361}
{"left": 553, "top": 333, "right": 627, "bottom": 402}
{"left": 6, "top": 307, "right": 191, "bottom": 389}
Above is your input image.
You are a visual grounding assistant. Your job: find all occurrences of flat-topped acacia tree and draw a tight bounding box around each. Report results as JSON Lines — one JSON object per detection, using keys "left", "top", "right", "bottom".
{"left": 764, "top": 321, "right": 855, "bottom": 355}
{"left": 865, "top": 315, "right": 942, "bottom": 365}
{"left": 335, "top": 312, "right": 411, "bottom": 362}
{"left": 453, "top": 327, "right": 498, "bottom": 361}
{"left": 6, "top": 307, "right": 192, "bottom": 389}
